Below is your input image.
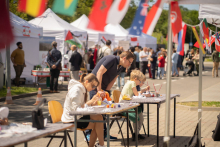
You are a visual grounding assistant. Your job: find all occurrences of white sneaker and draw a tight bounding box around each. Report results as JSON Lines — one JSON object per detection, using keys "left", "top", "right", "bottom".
{"left": 157, "top": 77, "right": 160, "bottom": 80}
{"left": 95, "top": 143, "right": 106, "bottom": 147}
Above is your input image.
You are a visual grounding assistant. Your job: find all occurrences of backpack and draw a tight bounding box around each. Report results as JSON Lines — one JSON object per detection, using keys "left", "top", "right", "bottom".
{"left": 97, "top": 47, "right": 109, "bottom": 62}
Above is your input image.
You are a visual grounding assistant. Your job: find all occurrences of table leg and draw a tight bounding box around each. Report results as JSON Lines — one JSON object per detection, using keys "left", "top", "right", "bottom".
{"left": 135, "top": 107, "right": 138, "bottom": 147}
{"left": 147, "top": 103, "right": 149, "bottom": 137}
{"left": 74, "top": 115, "right": 77, "bottom": 147}
{"left": 174, "top": 97, "right": 176, "bottom": 138}
{"left": 157, "top": 104, "right": 159, "bottom": 147}
{"left": 24, "top": 142, "right": 27, "bottom": 147}
{"left": 64, "top": 130, "right": 67, "bottom": 147}
{"left": 107, "top": 115, "right": 110, "bottom": 147}
{"left": 126, "top": 111, "right": 129, "bottom": 147}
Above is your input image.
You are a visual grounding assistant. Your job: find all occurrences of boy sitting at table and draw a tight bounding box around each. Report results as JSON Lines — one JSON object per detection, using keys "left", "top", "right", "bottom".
{"left": 119, "top": 70, "right": 150, "bottom": 141}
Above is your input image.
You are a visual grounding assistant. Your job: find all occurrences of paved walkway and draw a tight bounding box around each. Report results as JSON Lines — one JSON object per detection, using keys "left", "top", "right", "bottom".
{"left": 1, "top": 62, "right": 220, "bottom": 147}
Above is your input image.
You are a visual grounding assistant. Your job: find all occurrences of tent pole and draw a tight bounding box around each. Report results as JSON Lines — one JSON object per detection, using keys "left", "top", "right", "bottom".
{"left": 198, "top": 19, "right": 203, "bottom": 147}
{"left": 5, "top": 0, "right": 11, "bottom": 88}
{"left": 163, "top": 2, "right": 172, "bottom": 147}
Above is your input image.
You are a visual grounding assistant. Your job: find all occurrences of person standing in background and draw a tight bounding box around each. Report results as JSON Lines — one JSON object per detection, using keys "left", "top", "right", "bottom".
{"left": 139, "top": 47, "right": 149, "bottom": 75}
{"left": 172, "top": 49, "right": 179, "bottom": 77}
{"left": 45, "top": 49, "right": 51, "bottom": 88}
{"left": 11, "top": 42, "right": 26, "bottom": 87}
{"left": 47, "top": 41, "right": 62, "bottom": 93}
{"left": 134, "top": 47, "right": 140, "bottom": 69}
{"left": 212, "top": 50, "right": 219, "bottom": 77}
{"left": 98, "top": 40, "right": 112, "bottom": 61}
{"left": 88, "top": 49, "right": 94, "bottom": 70}
{"left": 157, "top": 52, "right": 165, "bottom": 79}
{"left": 69, "top": 45, "right": 82, "bottom": 80}
{"left": 149, "top": 49, "right": 157, "bottom": 79}
{"left": 93, "top": 45, "right": 98, "bottom": 67}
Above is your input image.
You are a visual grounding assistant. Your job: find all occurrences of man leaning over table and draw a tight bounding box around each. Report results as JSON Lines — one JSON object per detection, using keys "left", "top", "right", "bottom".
{"left": 11, "top": 42, "right": 26, "bottom": 87}
{"left": 47, "top": 41, "right": 62, "bottom": 93}
{"left": 84, "top": 51, "right": 135, "bottom": 141}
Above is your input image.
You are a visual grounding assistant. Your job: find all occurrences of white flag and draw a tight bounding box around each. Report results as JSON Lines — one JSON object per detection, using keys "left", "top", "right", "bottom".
{"left": 106, "top": 0, "right": 131, "bottom": 24}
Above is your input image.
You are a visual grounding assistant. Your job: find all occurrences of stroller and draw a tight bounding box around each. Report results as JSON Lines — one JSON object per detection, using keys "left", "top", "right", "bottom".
{"left": 183, "top": 60, "right": 196, "bottom": 76}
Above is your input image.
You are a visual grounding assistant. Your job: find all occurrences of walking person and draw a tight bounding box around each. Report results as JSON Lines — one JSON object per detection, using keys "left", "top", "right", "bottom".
{"left": 69, "top": 45, "right": 82, "bottom": 80}
{"left": 212, "top": 50, "right": 219, "bottom": 77}
{"left": 11, "top": 42, "right": 26, "bottom": 86}
{"left": 47, "top": 41, "right": 62, "bottom": 93}
{"left": 140, "top": 47, "right": 149, "bottom": 75}
{"left": 172, "top": 49, "right": 179, "bottom": 77}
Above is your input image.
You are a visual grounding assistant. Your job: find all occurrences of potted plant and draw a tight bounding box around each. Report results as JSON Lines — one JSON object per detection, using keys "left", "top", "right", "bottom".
{"left": 36, "top": 65, "right": 42, "bottom": 70}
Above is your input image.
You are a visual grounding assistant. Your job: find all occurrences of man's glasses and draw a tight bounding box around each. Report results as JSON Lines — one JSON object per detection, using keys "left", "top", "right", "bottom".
{"left": 127, "top": 59, "right": 132, "bottom": 64}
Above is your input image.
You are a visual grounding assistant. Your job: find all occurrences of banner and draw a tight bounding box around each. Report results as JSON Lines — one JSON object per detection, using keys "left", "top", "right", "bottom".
{"left": 171, "top": 1, "right": 182, "bottom": 36}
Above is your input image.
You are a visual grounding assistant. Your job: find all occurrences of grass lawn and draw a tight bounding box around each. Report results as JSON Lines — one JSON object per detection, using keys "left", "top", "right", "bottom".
{"left": 177, "top": 101, "right": 220, "bottom": 107}
{"left": 205, "top": 58, "right": 213, "bottom": 62}
{"left": 0, "top": 86, "right": 40, "bottom": 97}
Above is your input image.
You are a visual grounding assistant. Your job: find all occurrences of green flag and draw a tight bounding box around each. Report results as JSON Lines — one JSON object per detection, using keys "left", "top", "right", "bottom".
{"left": 65, "top": 31, "right": 82, "bottom": 48}
{"left": 52, "top": 0, "right": 79, "bottom": 16}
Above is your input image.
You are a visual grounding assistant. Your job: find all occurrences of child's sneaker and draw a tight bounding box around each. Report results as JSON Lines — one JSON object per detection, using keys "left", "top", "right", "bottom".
{"left": 95, "top": 143, "right": 106, "bottom": 147}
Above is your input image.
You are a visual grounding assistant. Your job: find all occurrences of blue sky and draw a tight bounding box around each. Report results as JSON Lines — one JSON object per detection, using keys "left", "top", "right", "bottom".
{"left": 134, "top": 0, "right": 199, "bottom": 11}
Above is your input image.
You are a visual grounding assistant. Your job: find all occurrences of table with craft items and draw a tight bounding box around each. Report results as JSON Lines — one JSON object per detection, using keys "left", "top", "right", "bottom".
{"left": 31, "top": 70, "right": 70, "bottom": 86}
{"left": 69, "top": 103, "right": 140, "bottom": 147}
{"left": 0, "top": 123, "right": 74, "bottom": 147}
{"left": 121, "top": 94, "right": 180, "bottom": 147}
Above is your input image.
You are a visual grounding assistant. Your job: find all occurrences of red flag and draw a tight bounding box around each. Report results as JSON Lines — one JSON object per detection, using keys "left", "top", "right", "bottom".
{"left": 171, "top": 1, "right": 182, "bottom": 36}
{"left": 65, "top": 31, "right": 73, "bottom": 41}
{"left": 0, "top": 0, "right": 14, "bottom": 49}
{"left": 87, "top": 0, "right": 113, "bottom": 31}
{"left": 130, "top": 37, "right": 138, "bottom": 41}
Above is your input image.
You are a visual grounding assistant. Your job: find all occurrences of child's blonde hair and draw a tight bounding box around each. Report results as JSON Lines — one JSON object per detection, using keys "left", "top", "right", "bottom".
{"left": 130, "top": 70, "right": 143, "bottom": 80}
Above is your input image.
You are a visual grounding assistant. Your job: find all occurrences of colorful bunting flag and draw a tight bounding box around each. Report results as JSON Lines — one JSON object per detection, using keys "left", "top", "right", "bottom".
{"left": 129, "top": 0, "right": 149, "bottom": 36}
{"left": 194, "top": 34, "right": 215, "bottom": 49}
{"left": 18, "top": 0, "right": 47, "bottom": 17}
{"left": 142, "top": 0, "right": 165, "bottom": 35}
{"left": 106, "top": 0, "right": 131, "bottom": 24}
{"left": 0, "top": 0, "right": 14, "bottom": 49}
{"left": 65, "top": 31, "right": 82, "bottom": 48}
{"left": 215, "top": 33, "right": 220, "bottom": 52}
{"left": 199, "top": 18, "right": 210, "bottom": 51}
{"left": 171, "top": 1, "right": 182, "bottom": 36}
{"left": 177, "top": 22, "right": 187, "bottom": 56}
{"left": 192, "top": 26, "right": 206, "bottom": 54}
{"left": 87, "top": 0, "right": 113, "bottom": 31}
{"left": 52, "top": 0, "right": 79, "bottom": 16}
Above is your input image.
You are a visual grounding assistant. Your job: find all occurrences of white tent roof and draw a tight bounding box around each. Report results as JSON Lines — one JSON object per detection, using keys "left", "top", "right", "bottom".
{"left": 10, "top": 12, "right": 43, "bottom": 38}
{"left": 105, "top": 24, "right": 157, "bottom": 50}
{"left": 29, "top": 8, "right": 87, "bottom": 40}
{"left": 199, "top": 4, "right": 220, "bottom": 27}
{"left": 71, "top": 14, "right": 115, "bottom": 44}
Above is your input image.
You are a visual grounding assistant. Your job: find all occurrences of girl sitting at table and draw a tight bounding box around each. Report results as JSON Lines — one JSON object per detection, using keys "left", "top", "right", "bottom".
{"left": 119, "top": 70, "right": 150, "bottom": 141}
{"left": 61, "top": 73, "right": 106, "bottom": 147}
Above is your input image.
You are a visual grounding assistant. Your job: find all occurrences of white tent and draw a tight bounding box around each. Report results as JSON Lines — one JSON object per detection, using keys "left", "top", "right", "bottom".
{"left": 71, "top": 14, "right": 115, "bottom": 48}
{"left": 1, "top": 12, "right": 43, "bottom": 82}
{"left": 29, "top": 8, "right": 87, "bottom": 55}
{"left": 105, "top": 24, "right": 157, "bottom": 50}
{"left": 199, "top": 4, "right": 220, "bottom": 27}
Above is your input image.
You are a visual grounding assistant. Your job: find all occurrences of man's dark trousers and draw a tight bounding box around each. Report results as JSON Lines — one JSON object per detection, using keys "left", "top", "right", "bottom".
{"left": 140, "top": 61, "right": 148, "bottom": 75}
{"left": 13, "top": 65, "right": 24, "bottom": 86}
{"left": 50, "top": 69, "right": 60, "bottom": 91}
{"left": 151, "top": 63, "right": 156, "bottom": 79}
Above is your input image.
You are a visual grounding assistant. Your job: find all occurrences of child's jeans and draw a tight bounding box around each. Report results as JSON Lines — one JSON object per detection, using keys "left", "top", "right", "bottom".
{"left": 133, "top": 112, "right": 144, "bottom": 134}
{"left": 157, "top": 67, "right": 164, "bottom": 78}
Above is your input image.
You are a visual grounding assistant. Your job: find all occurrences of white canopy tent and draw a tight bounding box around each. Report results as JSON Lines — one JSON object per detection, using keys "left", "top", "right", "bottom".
{"left": 105, "top": 24, "right": 157, "bottom": 50}
{"left": 71, "top": 14, "right": 115, "bottom": 48}
{"left": 1, "top": 12, "right": 43, "bottom": 82}
{"left": 199, "top": 4, "right": 220, "bottom": 27}
{"left": 29, "top": 8, "right": 87, "bottom": 55}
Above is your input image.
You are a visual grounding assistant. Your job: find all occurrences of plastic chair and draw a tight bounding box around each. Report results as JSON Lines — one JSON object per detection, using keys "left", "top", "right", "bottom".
{"left": 47, "top": 101, "right": 89, "bottom": 147}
